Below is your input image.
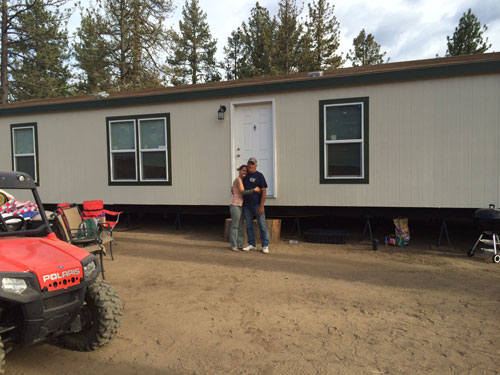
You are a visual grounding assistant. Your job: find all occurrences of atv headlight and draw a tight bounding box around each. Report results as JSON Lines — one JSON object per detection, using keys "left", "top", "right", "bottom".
{"left": 83, "top": 261, "right": 97, "bottom": 279}
{"left": 1, "top": 278, "right": 28, "bottom": 295}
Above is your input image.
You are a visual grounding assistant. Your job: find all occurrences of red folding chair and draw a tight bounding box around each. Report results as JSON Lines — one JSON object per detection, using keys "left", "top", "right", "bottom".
{"left": 82, "top": 200, "right": 122, "bottom": 260}
{"left": 54, "top": 203, "right": 107, "bottom": 279}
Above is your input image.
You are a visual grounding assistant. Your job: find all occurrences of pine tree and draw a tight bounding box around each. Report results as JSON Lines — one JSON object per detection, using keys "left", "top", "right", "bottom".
{"left": 167, "top": 0, "right": 219, "bottom": 85}
{"left": 1, "top": 0, "right": 71, "bottom": 103}
{"left": 347, "top": 29, "right": 387, "bottom": 66}
{"left": 302, "top": 0, "right": 342, "bottom": 71}
{"left": 446, "top": 9, "right": 491, "bottom": 56}
{"left": 103, "top": 0, "right": 173, "bottom": 90}
{"left": 73, "top": 6, "right": 113, "bottom": 93}
{"left": 9, "top": 0, "right": 71, "bottom": 101}
{"left": 274, "top": 0, "right": 302, "bottom": 74}
{"left": 297, "top": 28, "right": 316, "bottom": 72}
{"left": 242, "top": 2, "right": 276, "bottom": 77}
{"left": 222, "top": 26, "right": 250, "bottom": 80}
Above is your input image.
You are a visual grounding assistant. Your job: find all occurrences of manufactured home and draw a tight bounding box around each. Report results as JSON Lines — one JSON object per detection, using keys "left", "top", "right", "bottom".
{"left": 0, "top": 53, "right": 499, "bottom": 215}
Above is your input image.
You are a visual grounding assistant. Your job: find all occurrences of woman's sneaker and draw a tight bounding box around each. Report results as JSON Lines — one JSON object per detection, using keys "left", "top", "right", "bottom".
{"left": 262, "top": 246, "right": 269, "bottom": 254}
{"left": 242, "top": 245, "right": 256, "bottom": 251}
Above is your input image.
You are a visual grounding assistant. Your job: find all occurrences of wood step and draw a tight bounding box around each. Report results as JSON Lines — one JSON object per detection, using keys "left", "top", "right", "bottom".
{"left": 224, "top": 218, "right": 281, "bottom": 244}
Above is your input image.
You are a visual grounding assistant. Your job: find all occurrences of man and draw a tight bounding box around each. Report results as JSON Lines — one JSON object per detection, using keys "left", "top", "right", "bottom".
{"left": 242, "top": 157, "right": 270, "bottom": 254}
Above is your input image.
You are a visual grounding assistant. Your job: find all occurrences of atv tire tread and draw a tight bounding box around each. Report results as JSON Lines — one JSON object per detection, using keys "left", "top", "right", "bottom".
{"left": 59, "top": 280, "right": 122, "bottom": 351}
{"left": 0, "top": 338, "right": 5, "bottom": 374}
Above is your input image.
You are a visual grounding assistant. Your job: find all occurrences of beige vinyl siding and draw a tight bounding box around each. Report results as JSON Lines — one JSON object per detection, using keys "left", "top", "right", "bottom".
{"left": 0, "top": 101, "right": 230, "bottom": 205}
{"left": 0, "top": 73, "right": 498, "bottom": 208}
{"left": 0, "top": 123, "right": 10, "bottom": 171}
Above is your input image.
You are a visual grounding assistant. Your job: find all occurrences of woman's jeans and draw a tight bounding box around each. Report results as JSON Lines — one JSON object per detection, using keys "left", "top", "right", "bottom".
{"left": 229, "top": 205, "right": 245, "bottom": 249}
{"left": 243, "top": 206, "right": 269, "bottom": 247}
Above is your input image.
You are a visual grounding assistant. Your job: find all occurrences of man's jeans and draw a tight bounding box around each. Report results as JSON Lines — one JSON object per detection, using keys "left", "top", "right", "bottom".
{"left": 243, "top": 206, "right": 269, "bottom": 247}
{"left": 229, "top": 205, "right": 245, "bottom": 249}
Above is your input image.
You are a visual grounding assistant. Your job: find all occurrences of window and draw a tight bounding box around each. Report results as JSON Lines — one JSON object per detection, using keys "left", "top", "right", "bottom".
{"left": 107, "top": 114, "right": 171, "bottom": 185}
{"left": 319, "top": 97, "right": 369, "bottom": 183}
{"left": 11, "top": 123, "right": 38, "bottom": 183}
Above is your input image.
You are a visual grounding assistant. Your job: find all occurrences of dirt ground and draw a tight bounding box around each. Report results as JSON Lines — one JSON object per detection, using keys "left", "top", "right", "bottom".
{"left": 6, "top": 220, "right": 500, "bottom": 375}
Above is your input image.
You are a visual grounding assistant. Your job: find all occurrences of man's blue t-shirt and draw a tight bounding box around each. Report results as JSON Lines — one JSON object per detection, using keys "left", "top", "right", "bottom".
{"left": 243, "top": 171, "right": 267, "bottom": 208}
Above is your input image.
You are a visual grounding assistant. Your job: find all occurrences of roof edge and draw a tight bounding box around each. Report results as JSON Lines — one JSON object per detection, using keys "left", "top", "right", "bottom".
{"left": 1, "top": 54, "right": 499, "bottom": 117}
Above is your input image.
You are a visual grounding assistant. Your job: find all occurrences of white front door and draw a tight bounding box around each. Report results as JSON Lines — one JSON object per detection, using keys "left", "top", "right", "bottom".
{"left": 233, "top": 101, "right": 275, "bottom": 197}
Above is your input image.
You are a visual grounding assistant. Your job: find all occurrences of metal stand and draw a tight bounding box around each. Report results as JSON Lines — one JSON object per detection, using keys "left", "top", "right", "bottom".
{"left": 437, "top": 220, "right": 451, "bottom": 247}
{"left": 291, "top": 217, "right": 301, "bottom": 238}
{"left": 468, "top": 231, "right": 500, "bottom": 263}
{"left": 174, "top": 213, "right": 182, "bottom": 231}
{"left": 362, "top": 216, "right": 373, "bottom": 242}
{"left": 435, "top": 208, "right": 451, "bottom": 247}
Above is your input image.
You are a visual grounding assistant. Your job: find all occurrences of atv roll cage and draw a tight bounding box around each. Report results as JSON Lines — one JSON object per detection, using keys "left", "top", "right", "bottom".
{"left": 0, "top": 171, "right": 51, "bottom": 237}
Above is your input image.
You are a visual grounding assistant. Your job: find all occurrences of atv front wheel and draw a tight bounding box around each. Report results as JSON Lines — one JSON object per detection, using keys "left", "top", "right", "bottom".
{"left": 0, "top": 337, "right": 5, "bottom": 374}
{"left": 59, "top": 280, "right": 122, "bottom": 351}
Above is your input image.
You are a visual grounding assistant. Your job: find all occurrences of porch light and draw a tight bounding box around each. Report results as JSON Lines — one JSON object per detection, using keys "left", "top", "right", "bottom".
{"left": 218, "top": 105, "right": 226, "bottom": 120}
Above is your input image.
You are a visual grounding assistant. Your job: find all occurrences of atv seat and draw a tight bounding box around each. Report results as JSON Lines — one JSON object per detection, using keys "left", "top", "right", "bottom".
{"left": 0, "top": 189, "right": 12, "bottom": 205}
{"left": 54, "top": 203, "right": 110, "bottom": 279}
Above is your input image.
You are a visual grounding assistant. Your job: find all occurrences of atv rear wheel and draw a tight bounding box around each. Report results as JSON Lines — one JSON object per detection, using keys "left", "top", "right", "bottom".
{"left": 0, "top": 337, "right": 5, "bottom": 374}
{"left": 59, "top": 280, "right": 122, "bottom": 351}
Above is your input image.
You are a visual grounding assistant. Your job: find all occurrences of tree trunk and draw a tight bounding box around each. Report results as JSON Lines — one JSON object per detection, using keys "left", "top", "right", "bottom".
{"left": 1, "top": 0, "right": 8, "bottom": 104}
{"left": 131, "top": 0, "right": 141, "bottom": 86}
{"left": 118, "top": 0, "right": 127, "bottom": 88}
{"left": 192, "top": 38, "right": 197, "bottom": 84}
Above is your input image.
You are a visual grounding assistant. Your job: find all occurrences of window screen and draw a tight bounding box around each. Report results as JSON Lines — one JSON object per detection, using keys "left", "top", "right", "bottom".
{"left": 320, "top": 98, "right": 369, "bottom": 183}
{"left": 11, "top": 124, "right": 38, "bottom": 183}
{"left": 107, "top": 114, "right": 170, "bottom": 184}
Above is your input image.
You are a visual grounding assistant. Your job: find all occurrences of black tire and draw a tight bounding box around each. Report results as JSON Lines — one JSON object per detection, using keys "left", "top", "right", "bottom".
{"left": 493, "top": 254, "right": 500, "bottom": 264}
{"left": 467, "top": 248, "right": 475, "bottom": 257}
{"left": 59, "top": 280, "right": 122, "bottom": 351}
{"left": 0, "top": 336, "right": 5, "bottom": 374}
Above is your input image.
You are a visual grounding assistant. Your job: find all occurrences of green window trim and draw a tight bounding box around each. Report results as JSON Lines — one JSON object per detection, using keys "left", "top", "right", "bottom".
{"left": 319, "top": 97, "right": 369, "bottom": 184}
{"left": 10, "top": 122, "right": 39, "bottom": 185}
{"left": 106, "top": 113, "right": 171, "bottom": 186}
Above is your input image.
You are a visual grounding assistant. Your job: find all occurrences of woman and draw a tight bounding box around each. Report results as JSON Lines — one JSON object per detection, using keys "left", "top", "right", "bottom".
{"left": 230, "top": 165, "right": 260, "bottom": 251}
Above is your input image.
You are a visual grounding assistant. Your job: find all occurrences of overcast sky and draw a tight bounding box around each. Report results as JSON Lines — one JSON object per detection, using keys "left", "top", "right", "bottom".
{"left": 70, "top": 0, "right": 500, "bottom": 66}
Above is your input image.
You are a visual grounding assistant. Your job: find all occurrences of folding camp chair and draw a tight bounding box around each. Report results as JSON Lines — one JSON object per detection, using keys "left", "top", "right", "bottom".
{"left": 54, "top": 203, "right": 110, "bottom": 279}
{"left": 82, "top": 200, "right": 122, "bottom": 260}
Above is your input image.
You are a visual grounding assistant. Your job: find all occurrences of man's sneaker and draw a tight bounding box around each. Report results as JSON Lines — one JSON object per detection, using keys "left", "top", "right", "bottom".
{"left": 242, "top": 245, "right": 256, "bottom": 251}
{"left": 262, "top": 246, "right": 269, "bottom": 254}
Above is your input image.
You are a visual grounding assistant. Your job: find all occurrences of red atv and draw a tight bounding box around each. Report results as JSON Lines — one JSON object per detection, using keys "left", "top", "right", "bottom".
{"left": 0, "top": 171, "right": 123, "bottom": 373}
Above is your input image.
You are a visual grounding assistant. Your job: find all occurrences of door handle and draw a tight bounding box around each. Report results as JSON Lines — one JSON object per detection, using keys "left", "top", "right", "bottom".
{"left": 236, "top": 154, "right": 240, "bottom": 157}
{"left": 237, "top": 147, "right": 240, "bottom": 151}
